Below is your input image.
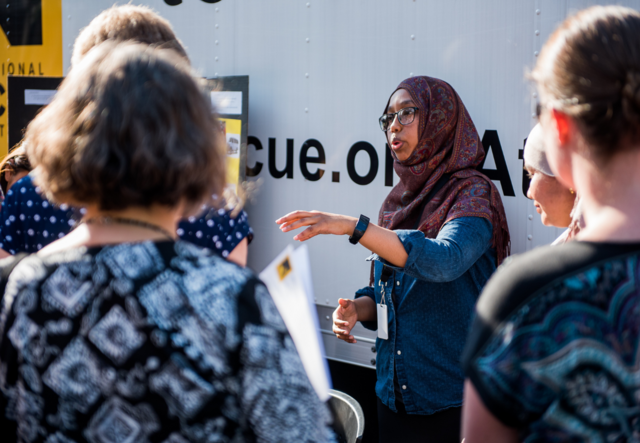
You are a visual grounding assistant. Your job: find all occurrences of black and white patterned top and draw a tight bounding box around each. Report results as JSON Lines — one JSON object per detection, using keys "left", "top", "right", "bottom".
{"left": 0, "top": 240, "right": 335, "bottom": 443}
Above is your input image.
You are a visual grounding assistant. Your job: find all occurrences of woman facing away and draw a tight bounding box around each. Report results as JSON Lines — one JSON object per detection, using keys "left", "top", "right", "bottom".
{"left": 0, "top": 42, "right": 335, "bottom": 442}
{"left": 277, "top": 76, "right": 510, "bottom": 442}
{"left": 523, "top": 123, "right": 582, "bottom": 244}
{"left": 462, "top": 6, "right": 640, "bottom": 442}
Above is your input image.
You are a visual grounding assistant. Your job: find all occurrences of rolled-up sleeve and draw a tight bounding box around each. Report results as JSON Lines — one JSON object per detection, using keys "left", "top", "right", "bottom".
{"left": 387, "top": 217, "right": 493, "bottom": 283}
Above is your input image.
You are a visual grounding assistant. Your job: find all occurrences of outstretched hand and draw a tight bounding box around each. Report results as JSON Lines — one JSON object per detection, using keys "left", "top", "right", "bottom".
{"left": 332, "top": 298, "right": 359, "bottom": 343}
{"left": 276, "top": 210, "right": 356, "bottom": 241}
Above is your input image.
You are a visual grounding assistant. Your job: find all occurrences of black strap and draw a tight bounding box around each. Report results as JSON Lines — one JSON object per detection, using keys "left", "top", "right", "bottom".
{"left": 0, "top": 253, "right": 29, "bottom": 298}
{"left": 412, "top": 173, "right": 452, "bottom": 230}
{"left": 380, "top": 266, "right": 393, "bottom": 283}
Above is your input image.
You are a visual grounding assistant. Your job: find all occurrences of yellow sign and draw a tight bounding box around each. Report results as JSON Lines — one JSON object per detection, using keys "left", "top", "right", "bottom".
{"left": 277, "top": 256, "right": 292, "bottom": 281}
{"left": 0, "top": 0, "right": 63, "bottom": 155}
{"left": 220, "top": 117, "right": 242, "bottom": 186}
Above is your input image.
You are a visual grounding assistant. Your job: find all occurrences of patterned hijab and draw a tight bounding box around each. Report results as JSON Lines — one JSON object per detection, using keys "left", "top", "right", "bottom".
{"left": 379, "top": 76, "right": 510, "bottom": 265}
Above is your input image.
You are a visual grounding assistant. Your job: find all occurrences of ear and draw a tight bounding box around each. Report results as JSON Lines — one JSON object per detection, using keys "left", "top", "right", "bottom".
{"left": 551, "top": 109, "right": 572, "bottom": 148}
{"left": 546, "top": 109, "right": 576, "bottom": 190}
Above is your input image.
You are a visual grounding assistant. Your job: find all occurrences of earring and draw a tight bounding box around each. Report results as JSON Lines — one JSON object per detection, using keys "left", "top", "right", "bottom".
{"left": 569, "top": 188, "right": 575, "bottom": 194}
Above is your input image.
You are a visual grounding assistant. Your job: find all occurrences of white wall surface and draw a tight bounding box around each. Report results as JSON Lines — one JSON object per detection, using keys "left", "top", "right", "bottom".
{"left": 62, "top": 0, "right": 640, "bottom": 311}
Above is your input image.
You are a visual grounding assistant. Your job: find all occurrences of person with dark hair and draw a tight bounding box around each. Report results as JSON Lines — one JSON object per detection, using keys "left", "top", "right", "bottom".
{"left": 0, "top": 42, "right": 335, "bottom": 442}
{"left": 0, "top": 144, "right": 31, "bottom": 199}
{"left": 277, "top": 76, "right": 510, "bottom": 442}
{"left": 462, "top": 6, "right": 640, "bottom": 442}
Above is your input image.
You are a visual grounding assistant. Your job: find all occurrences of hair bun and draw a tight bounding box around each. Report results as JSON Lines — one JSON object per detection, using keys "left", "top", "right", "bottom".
{"left": 622, "top": 70, "right": 640, "bottom": 123}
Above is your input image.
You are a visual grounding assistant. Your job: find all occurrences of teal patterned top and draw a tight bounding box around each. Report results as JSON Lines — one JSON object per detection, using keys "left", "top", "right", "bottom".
{"left": 463, "top": 241, "right": 640, "bottom": 442}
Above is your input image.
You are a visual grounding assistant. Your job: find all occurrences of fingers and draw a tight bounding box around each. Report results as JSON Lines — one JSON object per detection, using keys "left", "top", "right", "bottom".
{"left": 293, "top": 227, "right": 320, "bottom": 242}
{"left": 337, "top": 334, "right": 357, "bottom": 344}
{"left": 334, "top": 331, "right": 357, "bottom": 343}
{"left": 280, "top": 216, "right": 319, "bottom": 233}
{"left": 332, "top": 321, "right": 351, "bottom": 335}
{"left": 275, "top": 210, "right": 316, "bottom": 225}
{"left": 333, "top": 319, "right": 350, "bottom": 327}
{"left": 333, "top": 299, "right": 356, "bottom": 343}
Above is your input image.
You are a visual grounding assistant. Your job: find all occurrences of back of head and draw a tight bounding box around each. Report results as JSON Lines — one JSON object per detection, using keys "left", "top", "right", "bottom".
{"left": 71, "top": 5, "right": 188, "bottom": 67}
{"left": 533, "top": 6, "right": 640, "bottom": 162}
{"left": 26, "top": 42, "right": 225, "bottom": 213}
{"left": 0, "top": 142, "right": 32, "bottom": 195}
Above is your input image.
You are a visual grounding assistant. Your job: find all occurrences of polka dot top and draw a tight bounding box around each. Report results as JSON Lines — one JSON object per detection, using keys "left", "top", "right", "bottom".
{"left": 0, "top": 176, "right": 253, "bottom": 257}
{"left": 0, "top": 175, "right": 76, "bottom": 254}
{"left": 177, "top": 207, "right": 253, "bottom": 258}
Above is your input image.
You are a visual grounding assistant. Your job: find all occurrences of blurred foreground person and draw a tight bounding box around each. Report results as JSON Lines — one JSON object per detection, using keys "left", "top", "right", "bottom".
{"left": 0, "top": 42, "right": 334, "bottom": 442}
{"left": 462, "top": 6, "right": 640, "bottom": 442}
{"left": 524, "top": 123, "right": 581, "bottom": 244}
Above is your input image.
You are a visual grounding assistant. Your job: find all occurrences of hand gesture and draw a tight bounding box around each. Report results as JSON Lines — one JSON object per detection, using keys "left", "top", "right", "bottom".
{"left": 332, "top": 298, "right": 359, "bottom": 344}
{"left": 276, "top": 210, "right": 356, "bottom": 242}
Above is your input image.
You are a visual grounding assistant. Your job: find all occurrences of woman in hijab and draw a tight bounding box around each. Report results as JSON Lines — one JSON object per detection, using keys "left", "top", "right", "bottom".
{"left": 524, "top": 123, "right": 582, "bottom": 244}
{"left": 277, "top": 76, "right": 510, "bottom": 442}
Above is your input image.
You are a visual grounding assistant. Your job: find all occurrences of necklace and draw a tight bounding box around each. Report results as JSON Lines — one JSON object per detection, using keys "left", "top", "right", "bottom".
{"left": 83, "top": 216, "right": 175, "bottom": 240}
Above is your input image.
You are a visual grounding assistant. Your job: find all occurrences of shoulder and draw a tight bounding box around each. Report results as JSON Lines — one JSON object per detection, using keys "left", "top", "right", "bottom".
{"left": 169, "top": 240, "right": 260, "bottom": 307}
{"left": 464, "top": 241, "right": 640, "bottom": 373}
{"left": 463, "top": 241, "right": 640, "bottom": 427}
{"left": 476, "top": 241, "right": 640, "bottom": 324}
{"left": 165, "top": 240, "right": 287, "bottom": 340}
{"left": 9, "top": 175, "right": 38, "bottom": 200}
{"left": 172, "top": 239, "right": 254, "bottom": 282}
{"left": 2, "top": 176, "right": 32, "bottom": 203}
{"left": 178, "top": 208, "right": 253, "bottom": 252}
{"left": 443, "top": 216, "right": 492, "bottom": 230}
{"left": 439, "top": 216, "right": 493, "bottom": 243}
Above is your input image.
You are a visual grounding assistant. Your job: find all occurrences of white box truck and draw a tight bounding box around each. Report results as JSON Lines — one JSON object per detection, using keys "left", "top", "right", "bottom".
{"left": 3, "top": 1, "right": 637, "bottom": 439}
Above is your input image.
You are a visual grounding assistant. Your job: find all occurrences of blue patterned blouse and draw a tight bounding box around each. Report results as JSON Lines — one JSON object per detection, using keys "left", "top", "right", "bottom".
{"left": 0, "top": 240, "right": 335, "bottom": 442}
{"left": 463, "top": 241, "right": 640, "bottom": 442}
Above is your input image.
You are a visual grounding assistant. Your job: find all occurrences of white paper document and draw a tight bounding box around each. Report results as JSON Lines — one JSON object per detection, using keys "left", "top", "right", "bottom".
{"left": 210, "top": 91, "right": 242, "bottom": 115}
{"left": 259, "top": 244, "right": 331, "bottom": 401}
{"left": 24, "top": 89, "right": 57, "bottom": 106}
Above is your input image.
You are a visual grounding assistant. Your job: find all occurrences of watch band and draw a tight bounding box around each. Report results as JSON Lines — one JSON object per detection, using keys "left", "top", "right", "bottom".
{"left": 349, "top": 215, "right": 370, "bottom": 245}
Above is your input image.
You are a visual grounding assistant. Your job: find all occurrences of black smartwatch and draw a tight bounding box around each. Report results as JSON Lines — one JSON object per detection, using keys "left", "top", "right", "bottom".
{"left": 349, "top": 215, "right": 370, "bottom": 244}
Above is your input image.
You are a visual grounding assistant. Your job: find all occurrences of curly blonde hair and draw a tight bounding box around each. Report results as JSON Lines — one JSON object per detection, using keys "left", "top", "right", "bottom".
{"left": 71, "top": 5, "right": 188, "bottom": 67}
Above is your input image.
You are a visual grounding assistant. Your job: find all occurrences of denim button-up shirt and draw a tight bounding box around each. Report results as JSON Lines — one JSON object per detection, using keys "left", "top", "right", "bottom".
{"left": 355, "top": 216, "right": 495, "bottom": 414}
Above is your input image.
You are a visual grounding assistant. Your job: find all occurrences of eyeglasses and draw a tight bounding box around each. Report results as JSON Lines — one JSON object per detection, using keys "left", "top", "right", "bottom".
{"left": 379, "top": 107, "right": 418, "bottom": 132}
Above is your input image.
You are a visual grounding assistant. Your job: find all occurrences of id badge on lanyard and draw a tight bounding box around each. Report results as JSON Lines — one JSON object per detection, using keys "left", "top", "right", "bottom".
{"left": 377, "top": 281, "right": 389, "bottom": 340}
